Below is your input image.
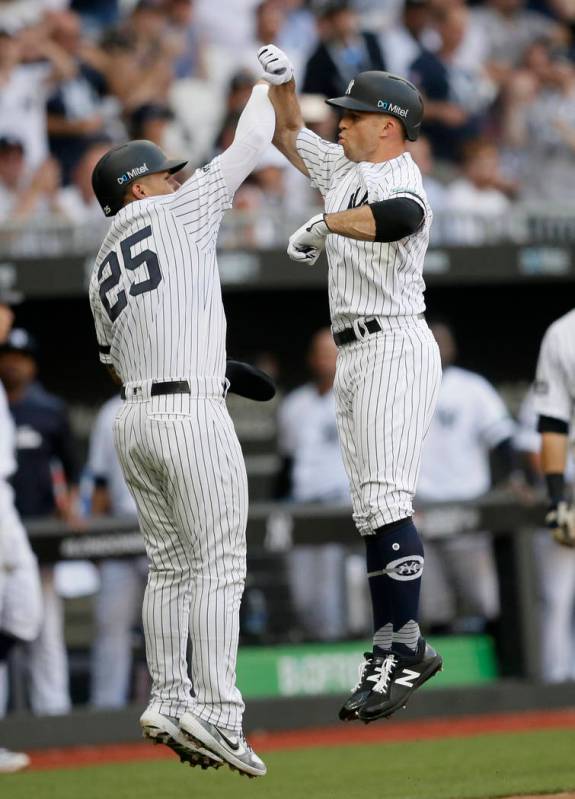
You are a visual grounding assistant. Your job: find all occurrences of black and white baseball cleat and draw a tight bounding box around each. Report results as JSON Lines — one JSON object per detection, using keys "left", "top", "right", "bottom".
{"left": 339, "top": 651, "right": 391, "bottom": 721}
{"left": 140, "top": 709, "right": 223, "bottom": 770}
{"left": 358, "top": 639, "right": 443, "bottom": 723}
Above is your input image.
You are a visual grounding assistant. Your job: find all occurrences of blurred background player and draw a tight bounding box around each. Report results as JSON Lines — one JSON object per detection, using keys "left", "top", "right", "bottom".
{"left": 276, "top": 327, "right": 351, "bottom": 641}
{"left": 302, "top": 0, "right": 385, "bottom": 99}
{"left": 416, "top": 321, "right": 516, "bottom": 634}
{"left": 0, "top": 302, "right": 42, "bottom": 772}
{"left": 515, "top": 385, "right": 575, "bottom": 682}
{"left": 87, "top": 394, "right": 147, "bottom": 709}
{"left": 533, "top": 308, "right": 575, "bottom": 678}
{"left": 0, "top": 329, "right": 79, "bottom": 715}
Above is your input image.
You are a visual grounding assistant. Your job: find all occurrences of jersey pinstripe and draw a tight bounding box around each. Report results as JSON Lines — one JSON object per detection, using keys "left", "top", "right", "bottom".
{"left": 534, "top": 308, "right": 575, "bottom": 427}
{"left": 296, "top": 128, "right": 431, "bottom": 329}
{"left": 89, "top": 156, "right": 231, "bottom": 385}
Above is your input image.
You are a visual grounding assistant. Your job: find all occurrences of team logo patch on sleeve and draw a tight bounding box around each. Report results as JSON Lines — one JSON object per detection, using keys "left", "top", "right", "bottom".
{"left": 534, "top": 380, "right": 549, "bottom": 395}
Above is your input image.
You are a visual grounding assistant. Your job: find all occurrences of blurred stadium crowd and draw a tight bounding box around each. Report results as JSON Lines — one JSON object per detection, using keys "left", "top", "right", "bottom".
{"left": 0, "top": 0, "right": 574, "bottom": 720}
{"left": 2, "top": 0, "right": 575, "bottom": 245}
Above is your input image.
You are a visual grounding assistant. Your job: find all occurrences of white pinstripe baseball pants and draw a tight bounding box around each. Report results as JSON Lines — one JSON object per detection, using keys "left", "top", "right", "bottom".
{"left": 334, "top": 316, "right": 441, "bottom": 535}
{"left": 114, "top": 382, "right": 247, "bottom": 732}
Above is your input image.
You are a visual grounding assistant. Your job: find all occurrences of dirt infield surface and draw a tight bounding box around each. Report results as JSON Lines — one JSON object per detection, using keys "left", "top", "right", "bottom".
{"left": 502, "top": 795, "right": 575, "bottom": 799}
{"left": 27, "top": 707, "right": 575, "bottom": 771}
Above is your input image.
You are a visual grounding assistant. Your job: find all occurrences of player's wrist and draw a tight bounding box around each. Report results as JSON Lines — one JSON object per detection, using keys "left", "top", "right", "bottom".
{"left": 322, "top": 213, "right": 333, "bottom": 234}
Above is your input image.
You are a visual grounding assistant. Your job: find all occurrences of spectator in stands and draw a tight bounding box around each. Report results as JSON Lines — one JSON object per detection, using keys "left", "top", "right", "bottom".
{"left": 302, "top": 0, "right": 385, "bottom": 99}
{"left": 0, "top": 24, "right": 74, "bottom": 171}
{"left": 379, "top": 0, "right": 436, "bottom": 80}
{"left": 128, "top": 104, "right": 174, "bottom": 146}
{"left": 514, "top": 387, "right": 575, "bottom": 683}
{"left": 238, "top": 1, "right": 308, "bottom": 82}
{"left": 0, "top": 137, "right": 62, "bottom": 222}
{"left": 416, "top": 320, "right": 516, "bottom": 634}
{"left": 70, "top": 0, "right": 121, "bottom": 38}
{"left": 57, "top": 140, "right": 109, "bottom": 224}
{"left": 0, "top": 329, "right": 79, "bottom": 715}
{"left": 194, "top": 0, "right": 260, "bottom": 52}
{"left": 409, "top": 5, "right": 497, "bottom": 162}
{"left": 87, "top": 395, "right": 148, "bottom": 708}
{"left": 469, "top": 0, "right": 564, "bottom": 79}
{"left": 163, "top": 0, "right": 206, "bottom": 80}
{"left": 276, "top": 328, "right": 351, "bottom": 641}
{"left": 89, "top": 16, "right": 174, "bottom": 113}
{"left": 45, "top": 10, "right": 109, "bottom": 184}
{"left": 502, "top": 38, "right": 575, "bottom": 203}
{"left": 275, "top": 0, "right": 317, "bottom": 70}
{"left": 444, "top": 138, "right": 517, "bottom": 244}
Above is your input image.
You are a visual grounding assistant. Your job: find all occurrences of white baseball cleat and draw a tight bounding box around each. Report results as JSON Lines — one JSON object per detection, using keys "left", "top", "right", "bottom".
{"left": 0, "top": 748, "right": 30, "bottom": 774}
{"left": 140, "top": 709, "right": 223, "bottom": 770}
{"left": 179, "top": 712, "right": 267, "bottom": 778}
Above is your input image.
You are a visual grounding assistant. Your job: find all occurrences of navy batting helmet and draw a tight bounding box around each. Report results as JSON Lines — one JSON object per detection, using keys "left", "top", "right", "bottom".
{"left": 326, "top": 71, "right": 424, "bottom": 142}
{"left": 92, "top": 140, "right": 188, "bottom": 217}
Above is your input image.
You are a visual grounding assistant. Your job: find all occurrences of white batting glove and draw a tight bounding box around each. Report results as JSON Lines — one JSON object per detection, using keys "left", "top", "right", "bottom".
{"left": 287, "top": 214, "right": 330, "bottom": 266}
{"left": 257, "top": 44, "right": 294, "bottom": 85}
{"left": 545, "top": 501, "right": 575, "bottom": 548}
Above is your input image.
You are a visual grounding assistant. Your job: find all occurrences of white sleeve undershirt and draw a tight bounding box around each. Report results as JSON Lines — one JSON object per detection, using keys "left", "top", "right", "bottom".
{"left": 219, "top": 84, "right": 275, "bottom": 198}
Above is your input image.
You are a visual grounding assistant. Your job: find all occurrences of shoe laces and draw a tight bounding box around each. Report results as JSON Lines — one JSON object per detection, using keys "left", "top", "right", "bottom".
{"left": 352, "top": 652, "right": 377, "bottom": 691}
{"left": 371, "top": 654, "right": 398, "bottom": 695}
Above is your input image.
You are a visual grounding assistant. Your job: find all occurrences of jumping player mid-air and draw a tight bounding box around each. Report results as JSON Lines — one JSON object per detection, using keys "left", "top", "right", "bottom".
{"left": 259, "top": 44, "right": 443, "bottom": 723}
{"left": 89, "top": 66, "right": 284, "bottom": 778}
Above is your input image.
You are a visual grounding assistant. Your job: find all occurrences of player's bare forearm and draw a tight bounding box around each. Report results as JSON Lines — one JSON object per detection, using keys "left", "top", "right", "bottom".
{"left": 541, "top": 431, "right": 569, "bottom": 475}
{"left": 268, "top": 81, "right": 309, "bottom": 176}
{"left": 324, "top": 206, "right": 376, "bottom": 241}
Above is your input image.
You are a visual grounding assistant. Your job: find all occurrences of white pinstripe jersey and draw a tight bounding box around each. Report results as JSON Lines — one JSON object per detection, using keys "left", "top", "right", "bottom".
{"left": 534, "top": 308, "right": 575, "bottom": 428}
{"left": 89, "top": 156, "right": 231, "bottom": 384}
{"left": 296, "top": 128, "right": 432, "bottom": 329}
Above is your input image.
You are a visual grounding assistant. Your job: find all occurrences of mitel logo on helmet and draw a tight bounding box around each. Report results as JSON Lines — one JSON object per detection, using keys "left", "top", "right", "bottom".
{"left": 117, "top": 162, "right": 149, "bottom": 185}
{"left": 378, "top": 101, "right": 409, "bottom": 118}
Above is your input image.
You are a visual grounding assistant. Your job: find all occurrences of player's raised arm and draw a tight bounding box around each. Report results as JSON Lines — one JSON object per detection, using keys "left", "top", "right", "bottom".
{"left": 257, "top": 46, "right": 308, "bottom": 177}
{"left": 218, "top": 75, "right": 276, "bottom": 197}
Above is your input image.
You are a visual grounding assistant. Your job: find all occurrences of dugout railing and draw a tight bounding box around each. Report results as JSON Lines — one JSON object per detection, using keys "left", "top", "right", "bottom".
{"left": 25, "top": 492, "right": 548, "bottom": 683}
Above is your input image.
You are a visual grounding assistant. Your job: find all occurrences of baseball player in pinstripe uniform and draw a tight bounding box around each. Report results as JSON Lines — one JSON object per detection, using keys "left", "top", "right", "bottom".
{"left": 259, "top": 45, "right": 443, "bottom": 722}
{"left": 89, "top": 73, "right": 282, "bottom": 777}
{"left": 0, "top": 302, "right": 42, "bottom": 773}
{"left": 534, "top": 309, "right": 575, "bottom": 549}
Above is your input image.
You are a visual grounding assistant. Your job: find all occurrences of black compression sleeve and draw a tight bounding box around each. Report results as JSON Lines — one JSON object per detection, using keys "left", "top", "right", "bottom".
{"left": 537, "top": 415, "right": 569, "bottom": 435}
{"left": 369, "top": 197, "right": 424, "bottom": 242}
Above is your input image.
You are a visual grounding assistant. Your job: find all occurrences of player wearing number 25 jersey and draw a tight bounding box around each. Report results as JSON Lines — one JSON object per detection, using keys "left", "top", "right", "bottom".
{"left": 89, "top": 80, "right": 277, "bottom": 778}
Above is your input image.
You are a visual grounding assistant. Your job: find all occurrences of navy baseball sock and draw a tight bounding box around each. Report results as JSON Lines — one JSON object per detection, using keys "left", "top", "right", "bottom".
{"left": 365, "top": 517, "right": 424, "bottom": 657}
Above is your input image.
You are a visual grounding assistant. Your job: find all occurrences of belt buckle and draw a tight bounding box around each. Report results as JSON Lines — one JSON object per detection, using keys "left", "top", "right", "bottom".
{"left": 352, "top": 318, "right": 369, "bottom": 341}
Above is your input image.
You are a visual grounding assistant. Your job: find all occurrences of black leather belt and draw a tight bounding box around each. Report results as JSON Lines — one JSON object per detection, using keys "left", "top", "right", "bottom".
{"left": 333, "top": 318, "right": 382, "bottom": 347}
{"left": 333, "top": 313, "right": 425, "bottom": 347}
{"left": 121, "top": 380, "right": 191, "bottom": 400}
